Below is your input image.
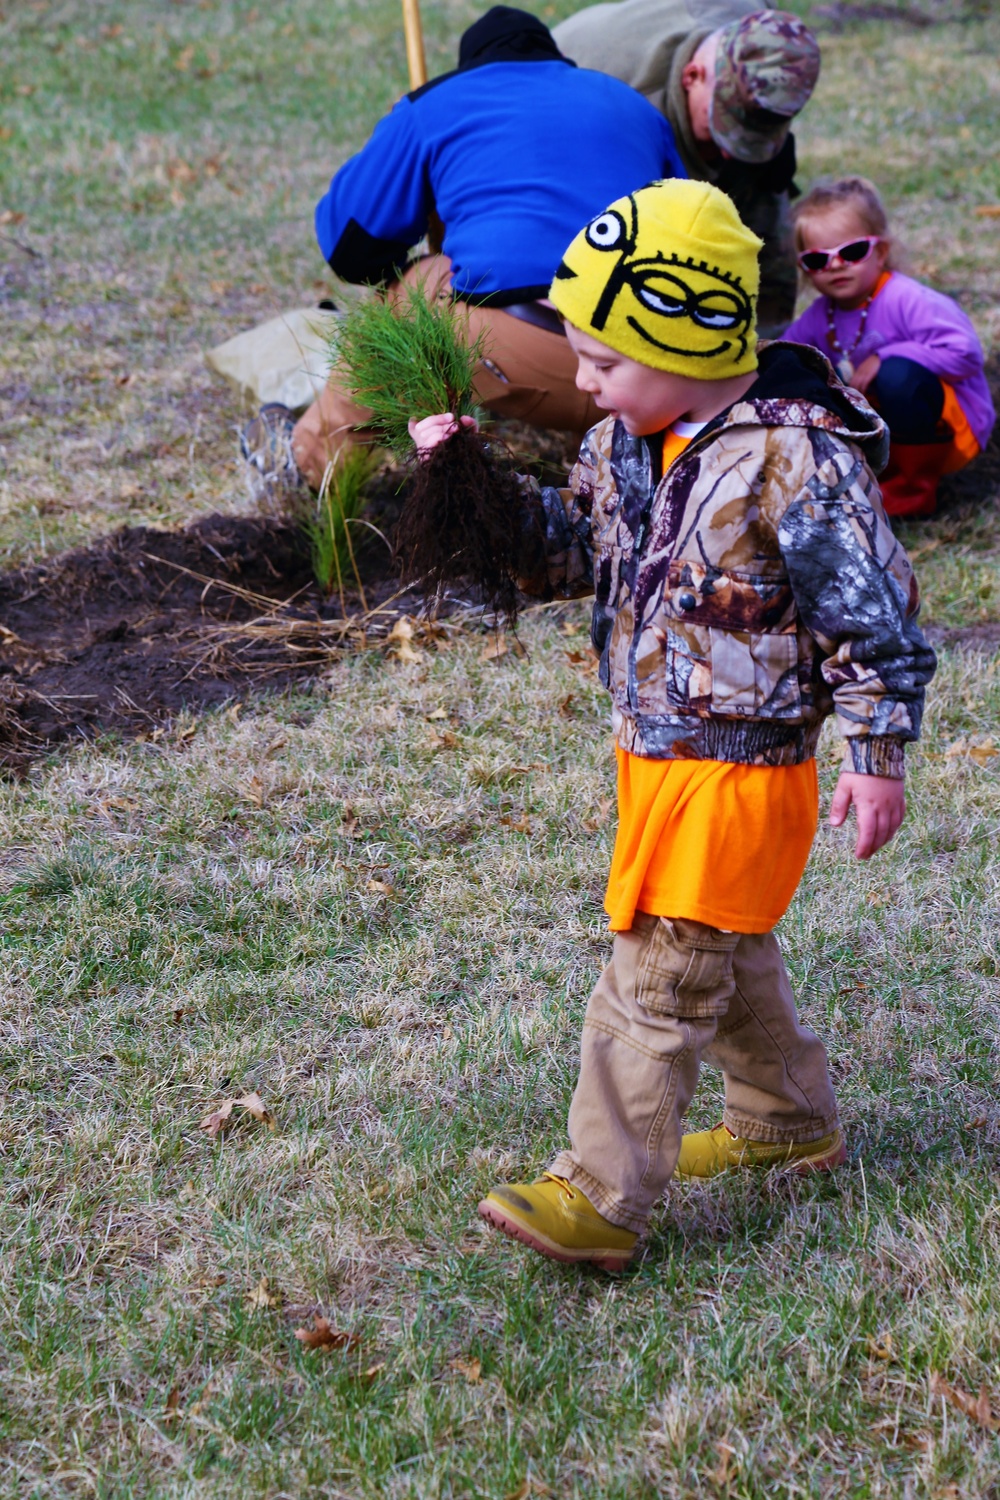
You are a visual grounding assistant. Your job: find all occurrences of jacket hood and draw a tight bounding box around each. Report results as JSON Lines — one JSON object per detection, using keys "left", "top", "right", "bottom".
{"left": 721, "top": 340, "right": 889, "bottom": 466}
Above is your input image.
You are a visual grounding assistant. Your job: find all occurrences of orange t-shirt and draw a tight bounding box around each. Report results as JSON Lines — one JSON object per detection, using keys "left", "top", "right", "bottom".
{"left": 605, "top": 749, "right": 819, "bottom": 933}
{"left": 604, "top": 424, "right": 820, "bottom": 934}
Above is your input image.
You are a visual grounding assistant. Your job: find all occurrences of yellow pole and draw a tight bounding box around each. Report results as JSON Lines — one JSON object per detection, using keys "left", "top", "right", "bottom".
{"left": 401, "top": 0, "right": 428, "bottom": 89}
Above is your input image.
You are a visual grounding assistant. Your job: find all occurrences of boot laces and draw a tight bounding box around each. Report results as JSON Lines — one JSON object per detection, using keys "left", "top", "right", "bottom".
{"left": 541, "top": 1172, "right": 576, "bottom": 1201}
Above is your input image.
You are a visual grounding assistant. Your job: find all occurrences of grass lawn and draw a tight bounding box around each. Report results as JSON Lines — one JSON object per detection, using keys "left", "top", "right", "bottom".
{"left": 2, "top": 0, "right": 999, "bottom": 1495}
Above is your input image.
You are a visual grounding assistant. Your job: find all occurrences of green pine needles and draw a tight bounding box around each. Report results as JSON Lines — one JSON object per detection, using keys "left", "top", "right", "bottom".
{"left": 330, "top": 284, "right": 485, "bottom": 459}
{"left": 303, "top": 447, "right": 380, "bottom": 611}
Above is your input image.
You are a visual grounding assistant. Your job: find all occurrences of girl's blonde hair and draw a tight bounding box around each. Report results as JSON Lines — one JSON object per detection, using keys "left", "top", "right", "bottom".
{"left": 792, "top": 176, "right": 898, "bottom": 269}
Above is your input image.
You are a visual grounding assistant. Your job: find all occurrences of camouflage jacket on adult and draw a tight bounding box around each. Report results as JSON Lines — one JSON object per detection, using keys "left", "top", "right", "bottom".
{"left": 519, "top": 342, "right": 936, "bottom": 777}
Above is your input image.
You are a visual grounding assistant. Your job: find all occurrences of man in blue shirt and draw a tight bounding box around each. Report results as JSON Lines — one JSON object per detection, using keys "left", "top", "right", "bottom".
{"left": 253, "top": 7, "right": 685, "bottom": 494}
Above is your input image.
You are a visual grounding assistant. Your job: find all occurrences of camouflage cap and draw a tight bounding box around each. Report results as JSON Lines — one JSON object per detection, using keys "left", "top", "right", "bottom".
{"left": 710, "top": 11, "right": 820, "bottom": 165}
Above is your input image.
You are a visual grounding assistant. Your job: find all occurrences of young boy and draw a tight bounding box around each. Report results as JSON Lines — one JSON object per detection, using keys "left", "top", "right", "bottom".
{"left": 412, "top": 179, "right": 935, "bottom": 1271}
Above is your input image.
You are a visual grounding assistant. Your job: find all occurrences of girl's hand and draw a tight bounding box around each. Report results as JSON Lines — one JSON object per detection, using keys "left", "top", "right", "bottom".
{"left": 829, "top": 771, "right": 905, "bottom": 859}
{"left": 408, "top": 412, "right": 478, "bottom": 458}
{"left": 850, "top": 353, "right": 881, "bottom": 395}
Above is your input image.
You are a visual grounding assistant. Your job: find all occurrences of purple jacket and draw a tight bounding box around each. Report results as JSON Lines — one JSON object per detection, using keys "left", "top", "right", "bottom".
{"left": 783, "top": 272, "right": 995, "bottom": 452}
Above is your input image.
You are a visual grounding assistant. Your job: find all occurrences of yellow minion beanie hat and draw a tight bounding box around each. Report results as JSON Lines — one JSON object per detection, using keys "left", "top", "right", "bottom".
{"left": 549, "top": 178, "right": 763, "bottom": 379}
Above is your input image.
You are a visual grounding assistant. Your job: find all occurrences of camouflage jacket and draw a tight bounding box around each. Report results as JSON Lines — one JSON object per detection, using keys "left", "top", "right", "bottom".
{"left": 521, "top": 343, "right": 936, "bottom": 776}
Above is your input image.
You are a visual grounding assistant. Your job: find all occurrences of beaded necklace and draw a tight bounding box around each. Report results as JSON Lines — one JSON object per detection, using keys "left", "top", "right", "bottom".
{"left": 826, "top": 292, "right": 876, "bottom": 383}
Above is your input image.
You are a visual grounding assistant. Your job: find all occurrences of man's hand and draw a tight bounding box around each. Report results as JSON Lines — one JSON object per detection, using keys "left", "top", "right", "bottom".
{"left": 408, "top": 412, "right": 478, "bottom": 458}
{"left": 850, "top": 353, "right": 881, "bottom": 396}
{"left": 829, "top": 771, "right": 905, "bottom": 859}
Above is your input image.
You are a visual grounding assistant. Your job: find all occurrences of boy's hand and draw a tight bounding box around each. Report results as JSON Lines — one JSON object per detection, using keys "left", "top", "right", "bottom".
{"left": 829, "top": 771, "right": 905, "bottom": 859}
{"left": 408, "top": 412, "right": 478, "bottom": 458}
{"left": 850, "top": 353, "right": 881, "bottom": 395}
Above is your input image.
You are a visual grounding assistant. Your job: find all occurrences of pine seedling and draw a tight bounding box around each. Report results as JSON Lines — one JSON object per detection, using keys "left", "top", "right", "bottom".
{"left": 304, "top": 447, "right": 379, "bottom": 612}
{"left": 330, "top": 285, "right": 529, "bottom": 624}
{"left": 330, "top": 284, "right": 485, "bottom": 459}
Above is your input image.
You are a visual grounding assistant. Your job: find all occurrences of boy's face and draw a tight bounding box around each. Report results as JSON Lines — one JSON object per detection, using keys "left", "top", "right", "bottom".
{"left": 566, "top": 324, "right": 704, "bottom": 435}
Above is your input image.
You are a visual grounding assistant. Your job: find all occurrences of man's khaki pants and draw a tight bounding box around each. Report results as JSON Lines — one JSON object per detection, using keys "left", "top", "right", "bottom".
{"left": 292, "top": 254, "right": 600, "bottom": 490}
{"left": 549, "top": 912, "right": 840, "bottom": 1234}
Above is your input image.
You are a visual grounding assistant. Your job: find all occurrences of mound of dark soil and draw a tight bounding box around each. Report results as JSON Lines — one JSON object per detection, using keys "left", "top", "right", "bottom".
{"left": 0, "top": 512, "right": 397, "bottom": 770}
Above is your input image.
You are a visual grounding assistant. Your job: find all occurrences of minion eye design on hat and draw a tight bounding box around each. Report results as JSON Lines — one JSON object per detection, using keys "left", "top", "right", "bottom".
{"left": 585, "top": 210, "right": 631, "bottom": 251}
{"left": 636, "top": 273, "right": 749, "bottom": 333}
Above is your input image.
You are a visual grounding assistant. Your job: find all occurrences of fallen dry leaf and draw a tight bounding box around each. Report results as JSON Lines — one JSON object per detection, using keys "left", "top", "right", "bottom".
{"left": 482, "top": 633, "right": 508, "bottom": 661}
{"left": 868, "top": 1331, "right": 894, "bottom": 1360}
{"left": 974, "top": 205, "right": 1000, "bottom": 218}
{"left": 965, "top": 1115, "right": 988, "bottom": 1130}
{"left": 365, "top": 878, "right": 395, "bottom": 896}
{"left": 582, "top": 797, "right": 612, "bottom": 832}
{"left": 930, "top": 1372, "right": 999, "bottom": 1431}
{"left": 427, "top": 707, "right": 448, "bottom": 720}
{"left": 713, "top": 1439, "right": 736, "bottom": 1486}
{"left": 483, "top": 632, "right": 527, "bottom": 662}
{"left": 341, "top": 806, "right": 362, "bottom": 838}
{"left": 164, "top": 1385, "right": 181, "bottom": 1422}
{"left": 199, "top": 1091, "right": 276, "bottom": 1138}
{"left": 188, "top": 1382, "right": 214, "bottom": 1418}
{"left": 358, "top": 1362, "right": 386, "bottom": 1382}
{"left": 387, "top": 616, "right": 425, "bottom": 664}
{"left": 245, "top": 1275, "right": 282, "bottom": 1311}
{"left": 428, "top": 728, "right": 459, "bottom": 749}
{"left": 504, "top": 1480, "right": 552, "bottom": 1500}
{"left": 944, "top": 736, "right": 998, "bottom": 766}
{"left": 243, "top": 775, "right": 266, "bottom": 807}
{"left": 192, "top": 1273, "right": 225, "bottom": 1288}
{"left": 174, "top": 44, "right": 195, "bottom": 71}
{"left": 500, "top": 813, "right": 532, "bottom": 835}
{"left": 558, "top": 693, "right": 575, "bottom": 718}
{"left": 294, "top": 1315, "right": 360, "bottom": 1352}
{"left": 0, "top": 209, "right": 26, "bottom": 226}
{"left": 449, "top": 1356, "right": 482, "bottom": 1384}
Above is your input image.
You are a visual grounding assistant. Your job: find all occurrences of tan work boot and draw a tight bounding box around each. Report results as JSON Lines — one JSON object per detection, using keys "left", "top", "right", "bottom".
{"left": 674, "top": 1123, "right": 846, "bottom": 1180}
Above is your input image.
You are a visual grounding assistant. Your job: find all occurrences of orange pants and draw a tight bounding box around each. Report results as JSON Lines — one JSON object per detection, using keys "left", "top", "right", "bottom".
{"left": 292, "top": 255, "right": 600, "bottom": 489}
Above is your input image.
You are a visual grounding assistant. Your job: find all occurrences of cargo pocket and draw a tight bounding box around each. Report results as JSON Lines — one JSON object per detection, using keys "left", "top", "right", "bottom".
{"left": 709, "top": 629, "right": 800, "bottom": 718}
{"left": 634, "top": 917, "right": 739, "bottom": 1019}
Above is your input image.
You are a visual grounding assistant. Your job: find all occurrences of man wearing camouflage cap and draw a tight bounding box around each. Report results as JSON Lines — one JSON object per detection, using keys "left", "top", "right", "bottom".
{"left": 552, "top": 2, "right": 821, "bottom": 332}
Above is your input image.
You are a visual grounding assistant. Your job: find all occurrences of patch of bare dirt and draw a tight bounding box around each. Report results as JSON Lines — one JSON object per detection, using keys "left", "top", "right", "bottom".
{"left": 0, "top": 510, "right": 405, "bottom": 771}
{"left": 923, "top": 621, "right": 1000, "bottom": 652}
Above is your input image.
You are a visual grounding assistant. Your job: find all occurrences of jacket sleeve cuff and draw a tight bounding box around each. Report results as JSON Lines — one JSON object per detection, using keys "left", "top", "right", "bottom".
{"left": 842, "top": 736, "right": 906, "bottom": 779}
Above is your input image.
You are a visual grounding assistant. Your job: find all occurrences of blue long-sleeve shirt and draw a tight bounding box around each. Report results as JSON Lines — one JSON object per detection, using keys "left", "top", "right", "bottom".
{"left": 315, "top": 60, "right": 686, "bottom": 304}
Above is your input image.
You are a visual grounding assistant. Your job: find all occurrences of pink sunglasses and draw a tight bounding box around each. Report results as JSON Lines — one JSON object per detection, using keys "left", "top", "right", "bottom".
{"left": 796, "top": 235, "right": 882, "bottom": 274}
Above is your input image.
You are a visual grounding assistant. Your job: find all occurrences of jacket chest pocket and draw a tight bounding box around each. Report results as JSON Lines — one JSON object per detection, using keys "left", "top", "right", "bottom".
{"left": 668, "top": 560, "right": 794, "bottom": 632}
{"left": 709, "top": 629, "right": 801, "bottom": 717}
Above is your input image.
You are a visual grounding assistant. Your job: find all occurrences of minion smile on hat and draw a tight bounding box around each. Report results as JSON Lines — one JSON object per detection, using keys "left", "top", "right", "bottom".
{"left": 550, "top": 179, "right": 763, "bottom": 381}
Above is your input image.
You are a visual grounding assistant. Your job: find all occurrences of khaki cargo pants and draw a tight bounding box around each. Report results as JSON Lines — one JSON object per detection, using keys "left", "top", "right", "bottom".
{"left": 292, "top": 254, "right": 599, "bottom": 490}
{"left": 550, "top": 912, "right": 840, "bottom": 1235}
